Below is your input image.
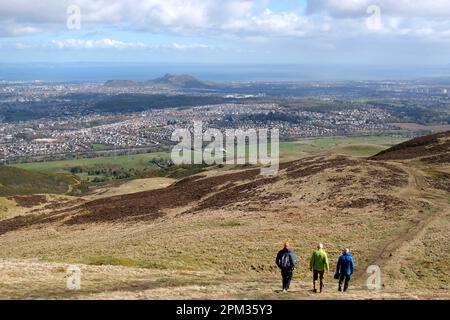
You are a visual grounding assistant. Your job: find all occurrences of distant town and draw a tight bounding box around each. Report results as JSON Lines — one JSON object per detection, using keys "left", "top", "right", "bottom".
{"left": 1, "top": 76, "right": 450, "bottom": 163}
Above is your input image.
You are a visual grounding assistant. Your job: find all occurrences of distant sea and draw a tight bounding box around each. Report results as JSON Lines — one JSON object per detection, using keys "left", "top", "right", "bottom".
{"left": 0, "top": 63, "right": 449, "bottom": 82}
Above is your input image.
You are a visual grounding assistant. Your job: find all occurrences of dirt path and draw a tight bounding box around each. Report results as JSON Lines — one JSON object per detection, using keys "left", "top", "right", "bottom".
{"left": 66, "top": 176, "right": 81, "bottom": 194}
{"left": 354, "top": 160, "right": 449, "bottom": 282}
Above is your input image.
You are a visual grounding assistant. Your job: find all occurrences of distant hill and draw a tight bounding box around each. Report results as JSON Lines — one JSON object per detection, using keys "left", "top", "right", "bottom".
{"left": 370, "top": 130, "right": 450, "bottom": 163}
{"left": 104, "top": 73, "right": 217, "bottom": 89}
{"left": 0, "top": 166, "right": 77, "bottom": 196}
{"left": 147, "top": 73, "right": 216, "bottom": 89}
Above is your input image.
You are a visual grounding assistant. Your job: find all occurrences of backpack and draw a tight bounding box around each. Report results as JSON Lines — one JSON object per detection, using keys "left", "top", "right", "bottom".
{"left": 281, "top": 252, "right": 292, "bottom": 269}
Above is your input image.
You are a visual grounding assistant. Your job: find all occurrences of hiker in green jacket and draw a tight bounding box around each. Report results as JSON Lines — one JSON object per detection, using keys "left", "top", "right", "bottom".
{"left": 309, "top": 243, "right": 329, "bottom": 293}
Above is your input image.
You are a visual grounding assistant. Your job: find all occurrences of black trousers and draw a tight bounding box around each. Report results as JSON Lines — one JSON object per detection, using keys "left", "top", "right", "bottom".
{"left": 338, "top": 273, "right": 351, "bottom": 291}
{"left": 281, "top": 269, "right": 293, "bottom": 290}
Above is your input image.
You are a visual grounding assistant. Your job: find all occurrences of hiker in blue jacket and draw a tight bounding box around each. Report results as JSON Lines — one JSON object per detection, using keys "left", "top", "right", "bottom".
{"left": 276, "top": 242, "right": 296, "bottom": 292}
{"left": 336, "top": 248, "right": 355, "bottom": 292}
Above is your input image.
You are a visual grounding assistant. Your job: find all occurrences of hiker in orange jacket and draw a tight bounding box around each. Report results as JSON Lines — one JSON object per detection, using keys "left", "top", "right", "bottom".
{"left": 276, "top": 242, "right": 296, "bottom": 292}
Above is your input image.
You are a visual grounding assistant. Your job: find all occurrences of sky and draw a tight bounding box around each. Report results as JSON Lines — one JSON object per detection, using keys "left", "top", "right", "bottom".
{"left": 0, "top": 0, "right": 450, "bottom": 65}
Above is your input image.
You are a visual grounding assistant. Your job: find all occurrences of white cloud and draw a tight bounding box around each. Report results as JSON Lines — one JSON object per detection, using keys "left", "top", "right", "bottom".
{"left": 51, "top": 38, "right": 146, "bottom": 49}
{"left": 0, "top": 0, "right": 310, "bottom": 38}
{"left": 46, "top": 38, "right": 212, "bottom": 51}
{"left": 170, "top": 43, "right": 212, "bottom": 50}
{"left": 302, "top": 0, "right": 450, "bottom": 41}
{"left": 0, "top": 0, "right": 450, "bottom": 45}
{"left": 306, "top": 0, "right": 450, "bottom": 18}
{"left": 0, "top": 22, "right": 42, "bottom": 37}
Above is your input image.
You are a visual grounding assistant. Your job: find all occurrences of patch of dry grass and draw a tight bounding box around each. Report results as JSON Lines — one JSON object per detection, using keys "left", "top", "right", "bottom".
{"left": 88, "top": 177, "right": 175, "bottom": 200}
{"left": 0, "top": 156, "right": 448, "bottom": 299}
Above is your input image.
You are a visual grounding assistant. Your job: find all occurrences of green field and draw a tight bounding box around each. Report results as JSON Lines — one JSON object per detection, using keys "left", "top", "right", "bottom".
{"left": 11, "top": 151, "right": 171, "bottom": 183}
{"left": 13, "top": 151, "right": 171, "bottom": 174}
{"left": 278, "top": 135, "right": 406, "bottom": 160}
{"left": 11, "top": 136, "right": 406, "bottom": 180}
{"left": 91, "top": 143, "right": 113, "bottom": 151}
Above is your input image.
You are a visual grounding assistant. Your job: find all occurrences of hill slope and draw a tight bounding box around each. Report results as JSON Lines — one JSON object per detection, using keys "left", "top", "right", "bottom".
{"left": 0, "top": 166, "right": 77, "bottom": 196}
{"left": 104, "top": 74, "right": 217, "bottom": 89}
{"left": 370, "top": 130, "right": 450, "bottom": 163}
{"left": 0, "top": 133, "right": 448, "bottom": 299}
{"left": 148, "top": 73, "right": 216, "bottom": 89}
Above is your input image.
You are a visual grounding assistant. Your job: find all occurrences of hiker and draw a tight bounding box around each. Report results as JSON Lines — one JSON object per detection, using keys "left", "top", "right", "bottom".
{"left": 276, "top": 242, "right": 296, "bottom": 292}
{"left": 336, "top": 248, "right": 355, "bottom": 292}
{"left": 309, "top": 243, "right": 329, "bottom": 293}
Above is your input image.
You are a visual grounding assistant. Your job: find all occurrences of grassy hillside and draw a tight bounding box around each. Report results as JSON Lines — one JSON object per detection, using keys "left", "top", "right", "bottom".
{"left": 0, "top": 166, "right": 77, "bottom": 196}
{"left": 2, "top": 134, "right": 446, "bottom": 300}
{"left": 0, "top": 150, "right": 448, "bottom": 298}
{"left": 371, "top": 130, "right": 450, "bottom": 162}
